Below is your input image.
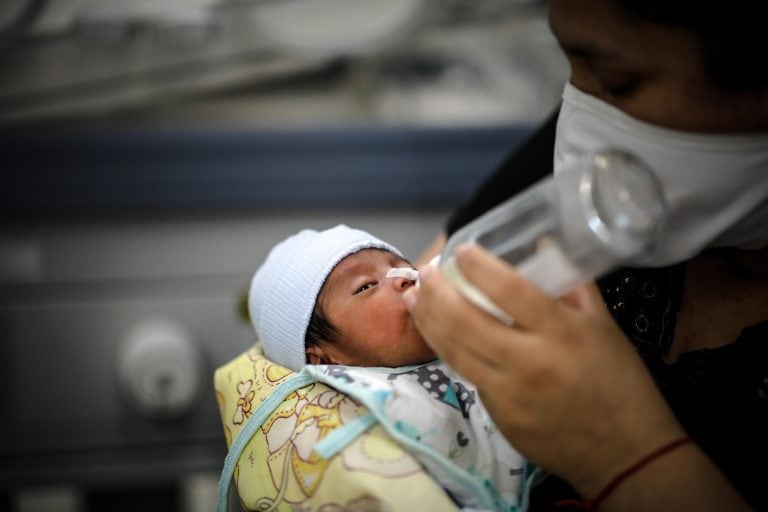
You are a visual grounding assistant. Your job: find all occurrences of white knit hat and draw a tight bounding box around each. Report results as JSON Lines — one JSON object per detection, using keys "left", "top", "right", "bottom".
{"left": 249, "top": 225, "right": 402, "bottom": 371}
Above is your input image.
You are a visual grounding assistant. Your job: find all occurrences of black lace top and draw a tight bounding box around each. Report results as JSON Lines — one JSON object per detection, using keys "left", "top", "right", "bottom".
{"left": 446, "top": 110, "right": 768, "bottom": 510}
{"left": 597, "top": 265, "right": 768, "bottom": 510}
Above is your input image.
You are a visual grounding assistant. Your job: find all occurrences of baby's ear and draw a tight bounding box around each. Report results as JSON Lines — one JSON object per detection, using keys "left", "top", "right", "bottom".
{"left": 306, "top": 344, "right": 333, "bottom": 365}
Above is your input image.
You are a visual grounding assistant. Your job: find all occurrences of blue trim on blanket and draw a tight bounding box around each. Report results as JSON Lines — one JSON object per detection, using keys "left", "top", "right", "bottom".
{"left": 216, "top": 371, "right": 315, "bottom": 512}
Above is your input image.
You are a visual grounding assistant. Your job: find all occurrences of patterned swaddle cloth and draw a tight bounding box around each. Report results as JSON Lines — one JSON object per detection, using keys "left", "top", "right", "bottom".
{"left": 303, "top": 361, "right": 529, "bottom": 511}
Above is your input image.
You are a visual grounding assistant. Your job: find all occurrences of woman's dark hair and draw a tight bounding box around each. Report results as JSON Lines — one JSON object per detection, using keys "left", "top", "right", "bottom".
{"left": 305, "top": 303, "right": 340, "bottom": 355}
{"left": 615, "top": 0, "right": 767, "bottom": 92}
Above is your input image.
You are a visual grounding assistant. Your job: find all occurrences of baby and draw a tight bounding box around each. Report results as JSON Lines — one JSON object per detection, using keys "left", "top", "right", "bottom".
{"left": 248, "top": 224, "right": 436, "bottom": 371}
{"left": 248, "top": 225, "right": 527, "bottom": 509}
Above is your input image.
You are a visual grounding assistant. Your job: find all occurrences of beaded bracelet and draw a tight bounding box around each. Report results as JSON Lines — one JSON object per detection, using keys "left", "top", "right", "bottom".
{"left": 555, "top": 436, "right": 694, "bottom": 511}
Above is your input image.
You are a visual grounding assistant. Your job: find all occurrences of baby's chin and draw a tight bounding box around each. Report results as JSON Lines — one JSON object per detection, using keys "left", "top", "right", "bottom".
{"left": 402, "top": 323, "right": 426, "bottom": 346}
{"left": 392, "top": 319, "right": 436, "bottom": 364}
{"left": 408, "top": 336, "right": 438, "bottom": 364}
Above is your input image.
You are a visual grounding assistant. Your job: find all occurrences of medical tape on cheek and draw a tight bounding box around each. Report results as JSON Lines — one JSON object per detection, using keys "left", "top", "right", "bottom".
{"left": 385, "top": 267, "right": 419, "bottom": 282}
{"left": 385, "top": 267, "right": 421, "bottom": 294}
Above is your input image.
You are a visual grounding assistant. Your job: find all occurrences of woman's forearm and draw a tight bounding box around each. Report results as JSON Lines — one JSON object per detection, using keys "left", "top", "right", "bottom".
{"left": 597, "top": 442, "right": 749, "bottom": 511}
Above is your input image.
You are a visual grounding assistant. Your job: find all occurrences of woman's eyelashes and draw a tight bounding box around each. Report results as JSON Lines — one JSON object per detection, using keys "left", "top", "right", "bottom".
{"left": 593, "top": 69, "right": 642, "bottom": 99}
{"left": 577, "top": 58, "right": 641, "bottom": 100}
{"left": 601, "top": 80, "right": 639, "bottom": 99}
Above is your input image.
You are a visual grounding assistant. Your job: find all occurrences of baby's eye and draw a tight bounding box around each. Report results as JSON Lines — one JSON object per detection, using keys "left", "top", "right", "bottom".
{"left": 354, "top": 281, "right": 379, "bottom": 295}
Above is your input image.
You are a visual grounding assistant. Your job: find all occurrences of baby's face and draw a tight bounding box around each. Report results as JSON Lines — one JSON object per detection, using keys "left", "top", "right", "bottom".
{"left": 316, "top": 249, "right": 436, "bottom": 367}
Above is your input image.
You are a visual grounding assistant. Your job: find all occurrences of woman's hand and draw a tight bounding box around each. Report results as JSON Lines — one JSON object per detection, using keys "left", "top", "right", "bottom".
{"left": 403, "top": 243, "right": 685, "bottom": 497}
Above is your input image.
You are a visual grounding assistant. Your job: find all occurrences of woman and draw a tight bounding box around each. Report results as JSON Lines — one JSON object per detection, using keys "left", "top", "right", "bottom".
{"left": 407, "top": 0, "right": 767, "bottom": 510}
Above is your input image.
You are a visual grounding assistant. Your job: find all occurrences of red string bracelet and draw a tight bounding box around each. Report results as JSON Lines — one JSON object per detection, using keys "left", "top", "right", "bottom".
{"left": 554, "top": 436, "right": 694, "bottom": 511}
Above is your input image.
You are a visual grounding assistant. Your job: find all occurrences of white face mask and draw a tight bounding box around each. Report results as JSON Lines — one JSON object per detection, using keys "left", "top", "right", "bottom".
{"left": 555, "top": 83, "right": 768, "bottom": 266}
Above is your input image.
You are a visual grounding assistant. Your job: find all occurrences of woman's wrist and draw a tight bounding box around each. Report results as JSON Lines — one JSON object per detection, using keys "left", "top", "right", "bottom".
{"left": 598, "top": 441, "right": 749, "bottom": 511}
{"left": 556, "top": 436, "right": 694, "bottom": 510}
{"left": 559, "top": 435, "right": 749, "bottom": 511}
{"left": 565, "top": 395, "right": 687, "bottom": 501}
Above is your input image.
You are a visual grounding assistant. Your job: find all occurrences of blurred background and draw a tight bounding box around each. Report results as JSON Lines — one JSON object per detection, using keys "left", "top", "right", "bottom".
{"left": 0, "top": 0, "right": 567, "bottom": 510}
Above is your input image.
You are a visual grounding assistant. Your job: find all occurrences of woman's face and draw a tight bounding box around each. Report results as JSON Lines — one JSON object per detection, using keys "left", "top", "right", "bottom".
{"left": 312, "top": 249, "right": 436, "bottom": 367}
{"left": 549, "top": 0, "right": 768, "bottom": 133}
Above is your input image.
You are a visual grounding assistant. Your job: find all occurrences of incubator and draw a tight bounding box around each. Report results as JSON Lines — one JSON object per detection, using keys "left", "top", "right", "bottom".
{"left": 439, "top": 150, "right": 666, "bottom": 324}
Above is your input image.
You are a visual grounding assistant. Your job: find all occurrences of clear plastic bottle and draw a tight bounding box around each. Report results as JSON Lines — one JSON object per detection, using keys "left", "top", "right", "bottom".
{"left": 440, "top": 150, "right": 666, "bottom": 324}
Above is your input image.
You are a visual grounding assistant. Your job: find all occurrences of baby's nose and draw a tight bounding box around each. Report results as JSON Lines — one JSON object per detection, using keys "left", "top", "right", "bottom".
{"left": 389, "top": 275, "right": 415, "bottom": 291}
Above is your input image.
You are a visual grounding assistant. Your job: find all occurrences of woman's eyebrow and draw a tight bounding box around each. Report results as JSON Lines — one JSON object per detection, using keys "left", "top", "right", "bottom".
{"left": 560, "top": 41, "right": 622, "bottom": 61}
{"left": 548, "top": 13, "right": 623, "bottom": 62}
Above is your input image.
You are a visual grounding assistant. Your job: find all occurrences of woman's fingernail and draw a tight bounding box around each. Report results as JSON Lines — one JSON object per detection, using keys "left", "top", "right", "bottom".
{"left": 455, "top": 243, "right": 473, "bottom": 258}
{"left": 403, "top": 287, "right": 418, "bottom": 310}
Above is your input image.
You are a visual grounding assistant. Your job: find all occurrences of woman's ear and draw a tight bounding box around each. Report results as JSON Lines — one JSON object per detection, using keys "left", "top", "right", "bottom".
{"left": 306, "top": 344, "right": 334, "bottom": 365}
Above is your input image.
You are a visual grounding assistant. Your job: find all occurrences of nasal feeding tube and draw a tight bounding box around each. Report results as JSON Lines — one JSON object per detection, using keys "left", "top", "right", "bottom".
{"left": 439, "top": 150, "right": 667, "bottom": 325}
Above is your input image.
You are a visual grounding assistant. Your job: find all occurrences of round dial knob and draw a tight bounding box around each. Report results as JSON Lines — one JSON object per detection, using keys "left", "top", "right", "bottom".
{"left": 117, "top": 318, "right": 206, "bottom": 421}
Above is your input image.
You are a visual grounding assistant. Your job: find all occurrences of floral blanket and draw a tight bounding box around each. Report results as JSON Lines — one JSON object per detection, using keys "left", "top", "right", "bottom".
{"left": 214, "top": 344, "right": 459, "bottom": 511}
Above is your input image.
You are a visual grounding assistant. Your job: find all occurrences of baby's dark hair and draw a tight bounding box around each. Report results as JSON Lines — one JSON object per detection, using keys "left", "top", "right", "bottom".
{"left": 305, "top": 302, "right": 340, "bottom": 356}
{"left": 616, "top": 0, "right": 767, "bottom": 92}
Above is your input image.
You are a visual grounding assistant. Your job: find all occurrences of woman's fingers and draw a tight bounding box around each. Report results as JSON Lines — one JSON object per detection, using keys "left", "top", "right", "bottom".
{"left": 407, "top": 242, "right": 691, "bottom": 496}
{"left": 452, "top": 243, "right": 558, "bottom": 330}
{"left": 559, "top": 279, "right": 605, "bottom": 312}
{"left": 405, "top": 265, "right": 525, "bottom": 376}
